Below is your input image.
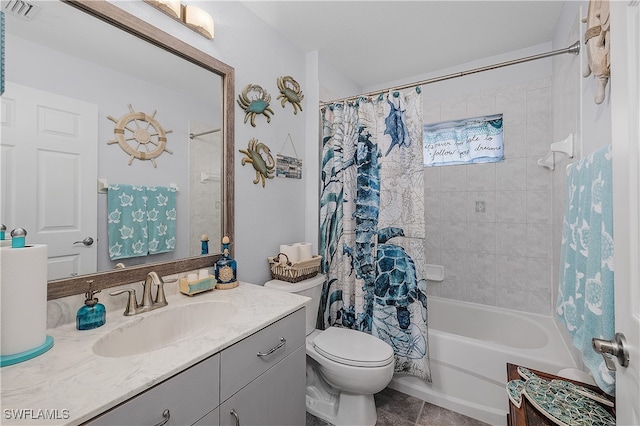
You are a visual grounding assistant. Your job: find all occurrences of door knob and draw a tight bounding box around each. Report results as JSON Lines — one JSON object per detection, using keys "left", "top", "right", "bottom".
{"left": 592, "top": 332, "right": 629, "bottom": 371}
{"left": 73, "top": 237, "right": 94, "bottom": 246}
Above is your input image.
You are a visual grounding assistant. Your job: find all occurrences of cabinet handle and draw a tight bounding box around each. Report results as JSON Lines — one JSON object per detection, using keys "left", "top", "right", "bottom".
{"left": 256, "top": 337, "right": 286, "bottom": 357}
{"left": 230, "top": 409, "right": 240, "bottom": 426}
{"left": 153, "top": 409, "right": 170, "bottom": 426}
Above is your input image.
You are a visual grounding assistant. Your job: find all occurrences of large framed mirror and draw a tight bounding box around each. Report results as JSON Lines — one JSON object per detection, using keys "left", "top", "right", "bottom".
{"left": 1, "top": 0, "right": 234, "bottom": 299}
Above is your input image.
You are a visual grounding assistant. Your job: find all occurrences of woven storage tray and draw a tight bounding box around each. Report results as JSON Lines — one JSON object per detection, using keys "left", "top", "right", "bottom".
{"left": 268, "top": 253, "right": 321, "bottom": 283}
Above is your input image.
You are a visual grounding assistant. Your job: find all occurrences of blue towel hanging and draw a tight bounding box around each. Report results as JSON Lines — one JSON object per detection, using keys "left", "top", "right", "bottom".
{"left": 107, "top": 184, "right": 148, "bottom": 260}
{"left": 556, "top": 145, "right": 615, "bottom": 395}
{"left": 146, "top": 185, "right": 177, "bottom": 255}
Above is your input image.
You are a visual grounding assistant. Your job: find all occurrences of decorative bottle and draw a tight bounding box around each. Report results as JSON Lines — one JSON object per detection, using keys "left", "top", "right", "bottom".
{"left": 76, "top": 281, "right": 106, "bottom": 330}
{"left": 215, "top": 236, "right": 238, "bottom": 289}
{"left": 201, "top": 233, "right": 209, "bottom": 255}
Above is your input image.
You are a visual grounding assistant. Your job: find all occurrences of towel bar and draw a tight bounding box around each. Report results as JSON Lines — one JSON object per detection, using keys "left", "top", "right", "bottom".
{"left": 537, "top": 134, "right": 575, "bottom": 170}
{"left": 97, "top": 179, "right": 178, "bottom": 193}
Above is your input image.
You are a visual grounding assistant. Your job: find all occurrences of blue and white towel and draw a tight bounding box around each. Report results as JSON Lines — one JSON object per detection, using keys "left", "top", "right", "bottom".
{"left": 107, "top": 184, "right": 148, "bottom": 260}
{"left": 107, "top": 184, "right": 177, "bottom": 260}
{"left": 556, "top": 145, "right": 615, "bottom": 395}
{"left": 146, "top": 186, "right": 177, "bottom": 254}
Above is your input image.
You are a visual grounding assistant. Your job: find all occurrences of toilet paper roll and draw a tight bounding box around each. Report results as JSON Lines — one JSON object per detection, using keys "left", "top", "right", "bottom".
{"left": 1, "top": 244, "right": 48, "bottom": 356}
{"left": 296, "top": 242, "right": 313, "bottom": 261}
{"left": 279, "top": 244, "right": 299, "bottom": 263}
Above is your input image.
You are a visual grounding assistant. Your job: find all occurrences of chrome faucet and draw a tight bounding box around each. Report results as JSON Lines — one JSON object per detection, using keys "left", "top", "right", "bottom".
{"left": 110, "top": 271, "right": 168, "bottom": 316}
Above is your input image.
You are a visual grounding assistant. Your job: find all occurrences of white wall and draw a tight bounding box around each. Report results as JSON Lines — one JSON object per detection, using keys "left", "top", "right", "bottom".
{"left": 110, "top": 1, "right": 311, "bottom": 285}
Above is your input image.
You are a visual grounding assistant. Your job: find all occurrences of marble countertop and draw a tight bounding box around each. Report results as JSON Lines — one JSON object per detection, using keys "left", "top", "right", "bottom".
{"left": 0, "top": 283, "right": 309, "bottom": 425}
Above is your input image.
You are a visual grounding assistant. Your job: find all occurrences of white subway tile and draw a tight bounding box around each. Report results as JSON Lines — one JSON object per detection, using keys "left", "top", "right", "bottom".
{"left": 496, "top": 223, "right": 527, "bottom": 256}
{"left": 495, "top": 255, "right": 527, "bottom": 289}
{"left": 496, "top": 191, "right": 527, "bottom": 223}
{"left": 526, "top": 190, "right": 552, "bottom": 224}
{"left": 441, "top": 221, "right": 467, "bottom": 252}
{"left": 504, "top": 124, "right": 527, "bottom": 158}
{"left": 441, "top": 191, "right": 467, "bottom": 222}
{"left": 526, "top": 257, "right": 552, "bottom": 293}
{"left": 526, "top": 224, "right": 553, "bottom": 258}
{"left": 439, "top": 165, "right": 467, "bottom": 191}
{"left": 467, "top": 281, "right": 496, "bottom": 306}
{"left": 467, "top": 163, "right": 496, "bottom": 191}
{"left": 467, "top": 222, "right": 497, "bottom": 253}
{"left": 496, "top": 158, "right": 527, "bottom": 190}
{"left": 441, "top": 250, "right": 467, "bottom": 283}
{"left": 467, "top": 252, "right": 496, "bottom": 285}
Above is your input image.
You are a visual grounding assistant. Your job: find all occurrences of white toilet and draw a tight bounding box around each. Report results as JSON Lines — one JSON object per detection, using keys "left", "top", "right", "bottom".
{"left": 265, "top": 275, "right": 395, "bottom": 426}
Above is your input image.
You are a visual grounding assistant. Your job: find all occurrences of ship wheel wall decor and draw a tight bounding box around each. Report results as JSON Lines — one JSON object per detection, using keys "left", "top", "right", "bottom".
{"left": 107, "top": 103, "right": 173, "bottom": 167}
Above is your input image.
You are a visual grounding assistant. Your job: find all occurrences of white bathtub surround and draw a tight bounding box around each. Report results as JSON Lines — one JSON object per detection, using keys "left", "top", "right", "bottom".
{"left": 389, "top": 297, "right": 577, "bottom": 425}
{"left": 0, "top": 283, "right": 308, "bottom": 425}
{"left": 423, "top": 77, "right": 554, "bottom": 315}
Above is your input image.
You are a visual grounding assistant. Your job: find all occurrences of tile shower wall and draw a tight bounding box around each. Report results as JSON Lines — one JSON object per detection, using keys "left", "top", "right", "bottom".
{"left": 423, "top": 77, "right": 554, "bottom": 315}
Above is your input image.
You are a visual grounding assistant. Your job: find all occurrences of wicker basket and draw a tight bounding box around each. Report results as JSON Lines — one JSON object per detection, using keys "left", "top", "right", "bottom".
{"left": 268, "top": 253, "right": 322, "bottom": 283}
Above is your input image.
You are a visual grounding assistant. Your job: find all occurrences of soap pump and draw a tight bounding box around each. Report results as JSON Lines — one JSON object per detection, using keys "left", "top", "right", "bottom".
{"left": 76, "top": 281, "right": 106, "bottom": 330}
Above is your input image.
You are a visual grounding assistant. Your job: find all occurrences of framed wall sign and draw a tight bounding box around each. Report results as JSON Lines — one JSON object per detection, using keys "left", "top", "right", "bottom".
{"left": 423, "top": 114, "right": 504, "bottom": 167}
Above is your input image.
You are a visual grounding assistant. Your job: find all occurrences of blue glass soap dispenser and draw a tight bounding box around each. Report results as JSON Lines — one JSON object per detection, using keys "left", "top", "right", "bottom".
{"left": 76, "top": 280, "right": 106, "bottom": 330}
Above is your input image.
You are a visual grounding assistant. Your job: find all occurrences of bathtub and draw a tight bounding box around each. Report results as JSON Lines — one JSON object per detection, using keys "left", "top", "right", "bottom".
{"left": 388, "top": 297, "right": 577, "bottom": 425}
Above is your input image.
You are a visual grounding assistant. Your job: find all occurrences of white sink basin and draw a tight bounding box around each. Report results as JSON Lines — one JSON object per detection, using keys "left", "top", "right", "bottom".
{"left": 93, "top": 301, "right": 237, "bottom": 357}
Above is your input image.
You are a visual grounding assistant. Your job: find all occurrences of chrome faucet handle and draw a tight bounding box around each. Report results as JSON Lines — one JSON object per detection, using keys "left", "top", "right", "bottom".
{"left": 109, "top": 289, "right": 138, "bottom": 316}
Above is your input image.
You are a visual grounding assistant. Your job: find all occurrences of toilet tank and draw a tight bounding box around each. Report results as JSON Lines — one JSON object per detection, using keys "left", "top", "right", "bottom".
{"left": 264, "top": 274, "right": 325, "bottom": 336}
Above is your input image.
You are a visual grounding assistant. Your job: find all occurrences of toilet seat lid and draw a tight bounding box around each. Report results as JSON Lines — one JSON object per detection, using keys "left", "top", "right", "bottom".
{"left": 313, "top": 327, "right": 394, "bottom": 367}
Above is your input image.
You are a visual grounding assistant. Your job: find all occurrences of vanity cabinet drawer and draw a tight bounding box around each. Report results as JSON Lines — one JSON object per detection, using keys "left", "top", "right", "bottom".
{"left": 219, "top": 346, "right": 306, "bottom": 426}
{"left": 220, "top": 308, "right": 305, "bottom": 402}
{"left": 86, "top": 354, "right": 220, "bottom": 426}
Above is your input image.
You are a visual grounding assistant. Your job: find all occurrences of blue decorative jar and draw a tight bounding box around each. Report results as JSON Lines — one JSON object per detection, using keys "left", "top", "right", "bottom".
{"left": 215, "top": 236, "right": 238, "bottom": 289}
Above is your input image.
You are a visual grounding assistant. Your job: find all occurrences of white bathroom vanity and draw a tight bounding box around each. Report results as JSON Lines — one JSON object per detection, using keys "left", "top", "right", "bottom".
{"left": 0, "top": 283, "right": 309, "bottom": 426}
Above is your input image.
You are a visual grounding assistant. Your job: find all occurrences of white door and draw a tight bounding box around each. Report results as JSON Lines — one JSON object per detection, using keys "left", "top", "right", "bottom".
{"left": 610, "top": 1, "right": 640, "bottom": 424}
{"left": 1, "top": 83, "right": 98, "bottom": 280}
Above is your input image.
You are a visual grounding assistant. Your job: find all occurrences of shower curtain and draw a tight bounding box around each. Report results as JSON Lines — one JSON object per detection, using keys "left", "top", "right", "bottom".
{"left": 319, "top": 89, "right": 431, "bottom": 381}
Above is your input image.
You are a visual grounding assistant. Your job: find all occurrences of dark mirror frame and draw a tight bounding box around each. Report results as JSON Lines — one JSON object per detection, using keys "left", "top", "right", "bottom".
{"left": 47, "top": 0, "right": 234, "bottom": 300}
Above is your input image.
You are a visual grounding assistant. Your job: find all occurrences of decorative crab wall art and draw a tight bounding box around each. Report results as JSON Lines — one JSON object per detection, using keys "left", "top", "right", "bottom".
{"left": 237, "top": 84, "right": 274, "bottom": 127}
{"left": 239, "top": 138, "right": 275, "bottom": 187}
{"left": 276, "top": 76, "right": 304, "bottom": 114}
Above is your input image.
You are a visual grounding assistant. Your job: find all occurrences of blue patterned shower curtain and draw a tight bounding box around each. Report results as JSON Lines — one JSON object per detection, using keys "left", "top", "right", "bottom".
{"left": 319, "top": 89, "right": 431, "bottom": 381}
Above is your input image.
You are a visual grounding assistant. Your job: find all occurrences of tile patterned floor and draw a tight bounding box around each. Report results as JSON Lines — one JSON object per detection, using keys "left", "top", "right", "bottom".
{"left": 306, "top": 387, "right": 490, "bottom": 426}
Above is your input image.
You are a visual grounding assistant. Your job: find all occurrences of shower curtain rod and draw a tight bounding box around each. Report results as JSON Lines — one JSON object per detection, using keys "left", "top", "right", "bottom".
{"left": 189, "top": 128, "right": 221, "bottom": 139}
{"left": 320, "top": 41, "right": 580, "bottom": 106}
